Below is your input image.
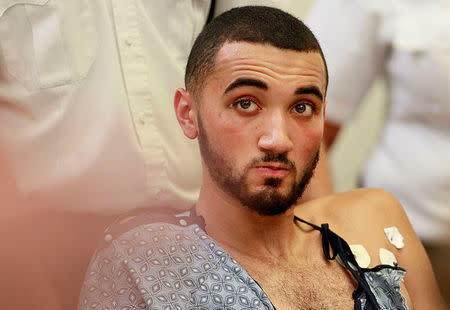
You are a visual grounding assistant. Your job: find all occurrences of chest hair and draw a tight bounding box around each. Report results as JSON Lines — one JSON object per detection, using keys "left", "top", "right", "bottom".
{"left": 242, "top": 259, "right": 357, "bottom": 309}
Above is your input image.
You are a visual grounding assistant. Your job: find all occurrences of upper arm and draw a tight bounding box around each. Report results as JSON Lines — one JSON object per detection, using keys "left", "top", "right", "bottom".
{"left": 321, "top": 189, "right": 446, "bottom": 308}
{"left": 387, "top": 198, "right": 447, "bottom": 309}
{"left": 78, "top": 245, "right": 145, "bottom": 310}
{"left": 360, "top": 189, "right": 447, "bottom": 309}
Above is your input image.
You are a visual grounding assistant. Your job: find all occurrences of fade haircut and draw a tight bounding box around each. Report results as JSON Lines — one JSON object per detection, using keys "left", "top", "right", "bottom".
{"left": 185, "top": 5, "right": 328, "bottom": 100}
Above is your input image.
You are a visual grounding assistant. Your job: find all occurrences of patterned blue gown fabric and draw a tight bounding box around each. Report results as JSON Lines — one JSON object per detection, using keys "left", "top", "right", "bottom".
{"left": 78, "top": 210, "right": 408, "bottom": 309}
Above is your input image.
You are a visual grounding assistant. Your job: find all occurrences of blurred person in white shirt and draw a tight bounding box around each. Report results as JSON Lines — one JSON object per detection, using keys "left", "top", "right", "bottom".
{"left": 306, "top": 0, "right": 450, "bottom": 299}
{"left": 0, "top": 1, "right": 303, "bottom": 308}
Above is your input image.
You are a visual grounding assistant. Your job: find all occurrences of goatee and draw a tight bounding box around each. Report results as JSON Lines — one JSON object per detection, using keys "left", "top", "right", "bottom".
{"left": 197, "top": 115, "right": 319, "bottom": 216}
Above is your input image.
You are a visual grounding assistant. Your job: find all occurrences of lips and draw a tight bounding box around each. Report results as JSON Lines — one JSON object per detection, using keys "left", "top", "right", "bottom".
{"left": 254, "top": 163, "right": 290, "bottom": 178}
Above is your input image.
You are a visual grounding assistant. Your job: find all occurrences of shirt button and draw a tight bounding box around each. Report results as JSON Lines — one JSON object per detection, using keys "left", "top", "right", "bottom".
{"left": 104, "top": 234, "right": 113, "bottom": 242}
{"left": 125, "top": 38, "right": 133, "bottom": 46}
{"left": 179, "top": 219, "right": 187, "bottom": 226}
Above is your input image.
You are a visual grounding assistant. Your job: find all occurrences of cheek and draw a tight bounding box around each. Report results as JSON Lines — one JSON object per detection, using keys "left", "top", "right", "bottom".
{"left": 216, "top": 111, "right": 254, "bottom": 139}
{"left": 210, "top": 112, "right": 255, "bottom": 155}
{"left": 295, "top": 126, "right": 323, "bottom": 155}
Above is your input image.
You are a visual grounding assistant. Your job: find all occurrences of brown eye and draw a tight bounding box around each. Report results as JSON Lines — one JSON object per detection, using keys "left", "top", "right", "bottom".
{"left": 295, "top": 103, "right": 306, "bottom": 113}
{"left": 237, "top": 98, "right": 253, "bottom": 109}
{"left": 233, "top": 98, "right": 259, "bottom": 113}
{"left": 293, "top": 102, "right": 313, "bottom": 116}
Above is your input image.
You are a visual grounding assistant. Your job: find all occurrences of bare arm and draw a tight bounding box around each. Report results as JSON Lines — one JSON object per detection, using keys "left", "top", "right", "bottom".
{"left": 389, "top": 197, "right": 448, "bottom": 309}
{"left": 331, "top": 189, "right": 447, "bottom": 308}
{"left": 0, "top": 150, "right": 19, "bottom": 204}
{"left": 0, "top": 152, "right": 60, "bottom": 309}
{"left": 353, "top": 189, "right": 447, "bottom": 309}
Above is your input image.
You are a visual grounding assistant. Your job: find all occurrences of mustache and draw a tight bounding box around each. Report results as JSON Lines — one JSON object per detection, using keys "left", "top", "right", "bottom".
{"left": 249, "top": 152, "right": 296, "bottom": 169}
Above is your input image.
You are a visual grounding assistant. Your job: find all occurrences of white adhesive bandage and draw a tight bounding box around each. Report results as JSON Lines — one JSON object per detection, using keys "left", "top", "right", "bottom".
{"left": 379, "top": 248, "right": 398, "bottom": 266}
{"left": 350, "top": 244, "right": 371, "bottom": 268}
{"left": 384, "top": 226, "right": 404, "bottom": 249}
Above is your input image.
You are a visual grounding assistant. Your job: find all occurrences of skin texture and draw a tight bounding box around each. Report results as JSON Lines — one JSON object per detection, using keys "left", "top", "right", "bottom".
{"left": 295, "top": 121, "right": 337, "bottom": 203}
{"left": 174, "top": 42, "right": 446, "bottom": 309}
{"left": 297, "top": 142, "right": 333, "bottom": 203}
{"left": 296, "top": 188, "right": 447, "bottom": 309}
{"left": 196, "top": 110, "right": 319, "bottom": 216}
{"left": 189, "top": 42, "right": 325, "bottom": 211}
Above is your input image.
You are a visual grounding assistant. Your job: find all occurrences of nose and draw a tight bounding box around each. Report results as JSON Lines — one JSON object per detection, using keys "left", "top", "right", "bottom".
{"left": 257, "top": 110, "right": 294, "bottom": 154}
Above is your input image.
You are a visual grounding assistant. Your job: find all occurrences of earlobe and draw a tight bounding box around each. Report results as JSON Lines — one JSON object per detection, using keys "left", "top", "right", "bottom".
{"left": 174, "top": 88, "right": 198, "bottom": 139}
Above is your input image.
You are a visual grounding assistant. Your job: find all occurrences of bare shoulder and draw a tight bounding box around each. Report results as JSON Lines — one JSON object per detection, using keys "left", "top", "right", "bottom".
{"left": 297, "top": 188, "right": 415, "bottom": 262}
{"left": 296, "top": 188, "right": 408, "bottom": 234}
{"left": 295, "top": 188, "right": 447, "bottom": 309}
{"left": 331, "top": 187, "right": 408, "bottom": 228}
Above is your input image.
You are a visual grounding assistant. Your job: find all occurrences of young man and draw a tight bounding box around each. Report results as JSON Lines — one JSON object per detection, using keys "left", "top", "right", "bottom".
{"left": 79, "top": 6, "right": 446, "bottom": 309}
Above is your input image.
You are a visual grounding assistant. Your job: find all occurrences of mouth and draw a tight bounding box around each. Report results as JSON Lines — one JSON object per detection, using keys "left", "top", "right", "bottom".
{"left": 254, "top": 163, "right": 290, "bottom": 178}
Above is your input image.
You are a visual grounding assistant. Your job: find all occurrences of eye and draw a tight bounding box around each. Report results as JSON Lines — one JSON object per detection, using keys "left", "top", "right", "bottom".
{"left": 293, "top": 102, "right": 314, "bottom": 116}
{"left": 233, "top": 97, "right": 260, "bottom": 113}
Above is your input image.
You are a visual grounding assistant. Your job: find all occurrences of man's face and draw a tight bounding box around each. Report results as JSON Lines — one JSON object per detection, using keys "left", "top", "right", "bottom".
{"left": 196, "top": 42, "right": 327, "bottom": 216}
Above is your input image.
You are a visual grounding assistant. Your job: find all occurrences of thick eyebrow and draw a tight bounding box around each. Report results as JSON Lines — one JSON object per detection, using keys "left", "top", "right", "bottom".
{"left": 224, "top": 78, "right": 268, "bottom": 94}
{"left": 295, "top": 86, "right": 324, "bottom": 102}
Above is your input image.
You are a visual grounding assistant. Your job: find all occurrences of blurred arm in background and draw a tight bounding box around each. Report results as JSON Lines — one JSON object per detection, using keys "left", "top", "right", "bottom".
{"left": 0, "top": 150, "right": 59, "bottom": 309}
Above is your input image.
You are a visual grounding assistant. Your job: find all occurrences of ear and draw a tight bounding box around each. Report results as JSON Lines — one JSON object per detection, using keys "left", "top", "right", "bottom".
{"left": 174, "top": 88, "right": 198, "bottom": 139}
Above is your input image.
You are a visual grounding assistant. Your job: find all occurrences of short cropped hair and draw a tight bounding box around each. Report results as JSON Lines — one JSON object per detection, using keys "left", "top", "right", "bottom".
{"left": 185, "top": 6, "right": 328, "bottom": 100}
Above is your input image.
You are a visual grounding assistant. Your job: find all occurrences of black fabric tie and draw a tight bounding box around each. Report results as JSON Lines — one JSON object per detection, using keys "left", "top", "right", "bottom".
{"left": 295, "top": 216, "right": 380, "bottom": 310}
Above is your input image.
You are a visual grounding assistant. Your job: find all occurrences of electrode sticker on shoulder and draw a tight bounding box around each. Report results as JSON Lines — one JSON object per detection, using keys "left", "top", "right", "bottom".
{"left": 384, "top": 226, "right": 404, "bottom": 249}
{"left": 379, "top": 248, "right": 398, "bottom": 266}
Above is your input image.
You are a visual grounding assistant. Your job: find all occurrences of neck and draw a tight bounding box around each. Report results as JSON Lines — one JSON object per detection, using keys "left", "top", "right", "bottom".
{"left": 195, "top": 181, "right": 301, "bottom": 260}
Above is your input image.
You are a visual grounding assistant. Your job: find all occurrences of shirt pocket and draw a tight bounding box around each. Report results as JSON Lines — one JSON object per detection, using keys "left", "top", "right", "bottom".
{"left": 0, "top": 0, "right": 97, "bottom": 90}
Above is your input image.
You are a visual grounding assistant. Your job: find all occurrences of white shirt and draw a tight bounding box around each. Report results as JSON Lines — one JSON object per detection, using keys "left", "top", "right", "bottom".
{"left": 0, "top": 0, "right": 298, "bottom": 214}
{"left": 307, "top": 0, "right": 450, "bottom": 244}
{"left": 0, "top": 0, "right": 211, "bottom": 213}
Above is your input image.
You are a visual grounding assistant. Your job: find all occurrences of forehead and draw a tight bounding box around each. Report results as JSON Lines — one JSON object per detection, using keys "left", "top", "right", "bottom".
{"left": 205, "top": 42, "right": 327, "bottom": 95}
